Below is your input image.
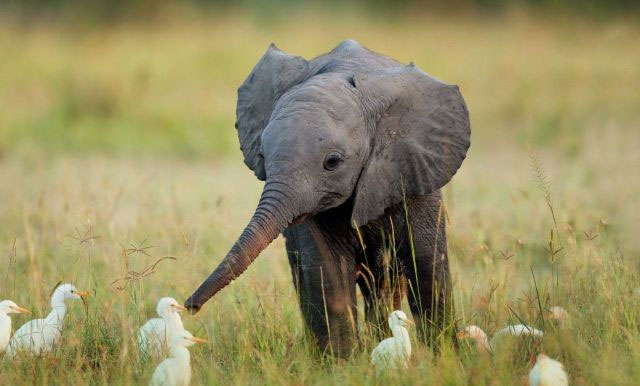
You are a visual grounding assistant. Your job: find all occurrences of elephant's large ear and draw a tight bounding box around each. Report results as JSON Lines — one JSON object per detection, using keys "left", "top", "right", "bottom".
{"left": 351, "top": 64, "right": 471, "bottom": 227}
{"left": 236, "top": 44, "right": 310, "bottom": 180}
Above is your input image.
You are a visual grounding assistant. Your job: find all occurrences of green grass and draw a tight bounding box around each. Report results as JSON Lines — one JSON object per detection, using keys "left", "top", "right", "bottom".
{"left": 1, "top": 9, "right": 639, "bottom": 386}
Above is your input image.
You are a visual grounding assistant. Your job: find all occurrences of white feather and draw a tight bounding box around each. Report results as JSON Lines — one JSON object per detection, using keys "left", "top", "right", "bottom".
{"left": 547, "top": 306, "right": 571, "bottom": 328}
{"left": 0, "top": 300, "right": 30, "bottom": 353}
{"left": 529, "top": 354, "right": 569, "bottom": 386}
{"left": 149, "top": 329, "right": 205, "bottom": 386}
{"left": 489, "top": 324, "right": 544, "bottom": 349}
{"left": 138, "top": 297, "right": 185, "bottom": 358}
{"left": 6, "top": 284, "right": 86, "bottom": 357}
{"left": 457, "top": 325, "right": 491, "bottom": 352}
{"left": 458, "top": 323, "right": 544, "bottom": 353}
{"left": 371, "top": 310, "right": 412, "bottom": 373}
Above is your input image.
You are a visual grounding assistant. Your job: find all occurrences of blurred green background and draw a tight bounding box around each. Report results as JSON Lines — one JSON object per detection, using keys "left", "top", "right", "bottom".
{"left": 1, "top": 0, "right": 638, "bottom": 160}
{"left": 1, "top": 0, "right": 638, "bottom": 247}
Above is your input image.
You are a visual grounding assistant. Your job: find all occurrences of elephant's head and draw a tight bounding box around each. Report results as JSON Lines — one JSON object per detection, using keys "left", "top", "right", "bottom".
{"left": 185, "top": 41, "right": 470, "bottom": 313}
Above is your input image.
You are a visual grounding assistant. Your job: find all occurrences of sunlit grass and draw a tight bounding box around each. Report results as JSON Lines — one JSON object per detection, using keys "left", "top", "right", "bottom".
{"left": 0, "top": 9, "right": 639, "bottom": 386}
{"left": 0, "top": 136, "right": 638, "bottom": 384}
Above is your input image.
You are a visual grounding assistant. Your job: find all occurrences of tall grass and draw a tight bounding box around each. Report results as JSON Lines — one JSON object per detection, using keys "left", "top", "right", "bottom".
{"left": 0, "top": 10, "right": 639, "bottom": 386}
{"left": 0, "top": 140, "right": 638, "bottom": 384}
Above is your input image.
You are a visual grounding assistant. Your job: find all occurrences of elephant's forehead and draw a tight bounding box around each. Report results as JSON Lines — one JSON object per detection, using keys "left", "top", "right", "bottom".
{"left": 273, "top": 76, "right": 361, "bottom": 123}
{"left": 265, "top": 110, "right": 363, "bottom": 145}
{"left": 261, "top": 112, "right": 364, "bottom": 164}
{"left": 263, "top": 115, "right": 342, "bottom": 149}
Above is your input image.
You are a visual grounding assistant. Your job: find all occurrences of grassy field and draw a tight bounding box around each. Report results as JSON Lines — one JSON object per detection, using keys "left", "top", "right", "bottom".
{"left": 1, "top": 9, "right": 640, "bottom": 385}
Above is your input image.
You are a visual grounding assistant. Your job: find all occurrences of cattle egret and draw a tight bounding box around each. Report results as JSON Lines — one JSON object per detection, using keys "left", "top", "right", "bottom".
{"left": 138, "top": 297, "right": 187, "bottom": 357}
{"left": 6, "top": 283, "right": 88, "bottom": 357}
{"left": 489, "top": 324, "right": 544, "bottom": 348}
{"left": 371, "top": 310, "right": 413, "bottom": 373}
{"left": 149, "top": 329, "right": 207, "bottom": 386}
{"left": 0, "top": 300, "right": 30, "bottom": 353}
{"left": 458, "top": 323, "right": 544, "bottom": 353}
{"left": 456, "top": 325, "right": 491, "bottom": 352}
{"left": 529, "top": 354, "right": 569, "bottom": 386}
{"left": 547, "top": 306, "right": 571, "bottom": 327}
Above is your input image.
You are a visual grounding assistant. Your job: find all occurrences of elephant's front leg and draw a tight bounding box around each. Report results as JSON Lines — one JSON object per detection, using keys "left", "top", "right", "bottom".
{"left": 398, "top": 192, "right": 456, "bottom": 347}
{"left": 284, "top": 222, "right": 358, "bottom": 358}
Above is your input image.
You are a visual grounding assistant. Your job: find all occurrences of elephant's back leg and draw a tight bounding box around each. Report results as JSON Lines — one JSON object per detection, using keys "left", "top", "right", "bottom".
{"left": 283, "top": 222, "right": 358, "bottom": 358}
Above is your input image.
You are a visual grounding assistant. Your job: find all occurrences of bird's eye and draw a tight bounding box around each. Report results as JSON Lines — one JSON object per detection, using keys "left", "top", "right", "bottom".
{"left": 323, "top": 152, "right": 344, "bottom": 171}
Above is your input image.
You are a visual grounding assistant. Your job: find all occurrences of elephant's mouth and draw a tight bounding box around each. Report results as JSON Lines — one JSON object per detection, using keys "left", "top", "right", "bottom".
{"left": 291, "top": 213, "right": 310, "bottom": 225}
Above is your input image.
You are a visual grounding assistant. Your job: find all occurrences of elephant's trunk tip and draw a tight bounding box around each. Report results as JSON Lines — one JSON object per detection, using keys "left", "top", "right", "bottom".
{"left": 185, "top": 180, "right": 299, "bottom": 313}
{"left": 184, "top": 297, "right": 202, "bottom": 315}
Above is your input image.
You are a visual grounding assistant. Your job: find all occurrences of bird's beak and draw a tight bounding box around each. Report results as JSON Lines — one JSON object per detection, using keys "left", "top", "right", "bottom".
{"left": 75, "top": 290, "right": 90, "bottom": 298}
{"left": 172, "top": 304, "right": 188, "bottom": 312}
{"left": 456, "top": 331, "right": 466, "bottom": 339}
{"left": 11, "top": 305, "right": 31, "bottom": 314}
{"left": 404, "top": 318, "right": 414, "bottom": 326}
{"left": 189, "top": 337, "right": 208, "bottom": 344}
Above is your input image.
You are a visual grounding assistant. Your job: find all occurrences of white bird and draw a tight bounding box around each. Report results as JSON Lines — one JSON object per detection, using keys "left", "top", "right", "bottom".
{"left": 546, "top": 306, "right": 571, "bottom": 327}
{"left": 138, "top": 297, "right": 187, "bottom": 358}
{"left": 6, "top": 283, "right": 88, "bottom": 357}
{"left": 490, "top": 323, "right": 544, "bottom": 348}
{"left": 457, "top": 323, "right": 544, "bottom": 353}
{"left": 456, "top": 325, "right": 491, "bottom": 352}
{"left": 529, "top": 353, "right": 569, "bottom": 386}
{"left": 0, "top": 300, "right": 30, "bottom": 353}
{"left": 371, "top": 310, "right": 413, "bottom": 373}
{"left": 149, "top": 329, "right": 207, "bottom": 386}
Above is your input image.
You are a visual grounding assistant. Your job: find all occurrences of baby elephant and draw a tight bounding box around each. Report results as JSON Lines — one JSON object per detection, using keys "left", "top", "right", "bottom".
{"left": 186, "top": 39, "right": 471, "bottom": 357}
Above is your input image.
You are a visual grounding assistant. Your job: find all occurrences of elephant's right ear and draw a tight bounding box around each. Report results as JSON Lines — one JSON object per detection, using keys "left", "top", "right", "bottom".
{"left": 236, "top": 44, "right": 310, "bottom": 180}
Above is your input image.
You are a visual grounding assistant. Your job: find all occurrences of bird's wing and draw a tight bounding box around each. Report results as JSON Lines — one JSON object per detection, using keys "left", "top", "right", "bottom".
{"left": 139, "top": 318, "right": 167, "bottom": 340}
{"left": 41, "top": 322, "right": 63, "bottom": 351}
{"left": 10, "top": 319, "right": 47, "bottom": 344}
{"left": 12, "top": 318, "right": 44, "bottom": 337}
{"left": 371, "top": 338, "right": 393, "bottom": 365}
{"left": 530, "top": 327, "right": 544, "bottom": 338}
{"left": 150, "top": 361, "right": 168, "bottom": 386}
{"left": 150, "top": 359, "right": 175, "bottom": 386}
{"left": 490, "top": 324, "right": 544, "bottom": 347}
{"left": 7, "top": 318, "right": 50, "bottom": 356}
{"left": 508, "top": 324, "right": 544, "bottom": 337}
{"left": 539, "top": 359, "right": 569, "bottom": 386}
{"left": 138, "top": 318, "right": 167, "bottom": 356}
{"left": 371, "top": 337, "right": 410, "bottom": 372}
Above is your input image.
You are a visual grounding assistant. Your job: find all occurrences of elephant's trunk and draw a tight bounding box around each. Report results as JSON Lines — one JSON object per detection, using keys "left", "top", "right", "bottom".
{"left": 185, "top": 180, "right": 298, "bottom": 313}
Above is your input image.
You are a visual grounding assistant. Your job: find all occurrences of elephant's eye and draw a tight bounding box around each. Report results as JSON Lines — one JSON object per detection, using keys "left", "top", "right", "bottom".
{"left": 323, "top": 152, "right": 344, "bottom": 171}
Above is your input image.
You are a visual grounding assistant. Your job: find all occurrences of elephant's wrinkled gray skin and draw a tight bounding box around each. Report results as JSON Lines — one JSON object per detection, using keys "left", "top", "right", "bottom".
{"left": 185, "top": 40, "right": 470, "bottom": 357}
